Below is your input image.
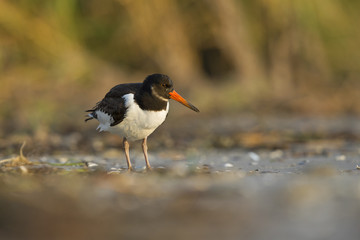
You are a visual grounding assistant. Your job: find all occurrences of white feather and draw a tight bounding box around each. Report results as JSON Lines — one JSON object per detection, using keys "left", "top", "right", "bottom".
{"left": 94, "top": 110, "right": 114, "bottom": 132}
{"left": 95, "top": 93, "right": 169, "bottom": 141}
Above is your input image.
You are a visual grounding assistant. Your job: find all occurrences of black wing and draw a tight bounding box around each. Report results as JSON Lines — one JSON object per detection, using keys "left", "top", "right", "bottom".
{"left": 85, "top": 83, "right": 142, "bottom": 126}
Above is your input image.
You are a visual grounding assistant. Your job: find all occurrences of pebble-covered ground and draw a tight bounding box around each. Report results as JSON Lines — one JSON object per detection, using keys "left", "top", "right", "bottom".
{"left": 1, "top": 115, "right": 360, "bottom": 240}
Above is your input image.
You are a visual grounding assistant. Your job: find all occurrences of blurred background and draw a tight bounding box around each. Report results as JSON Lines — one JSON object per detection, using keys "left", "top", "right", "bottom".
{"left": 1, "top": 0, "right": 360, "bottom": 142}
{"left": 2, "top": 2, "right": 360, "bottom": 240}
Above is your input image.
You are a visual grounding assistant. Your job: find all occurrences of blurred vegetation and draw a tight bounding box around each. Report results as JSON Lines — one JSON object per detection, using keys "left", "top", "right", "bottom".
{"left": 1, "top": 0, "right": 360, "bottom": 135}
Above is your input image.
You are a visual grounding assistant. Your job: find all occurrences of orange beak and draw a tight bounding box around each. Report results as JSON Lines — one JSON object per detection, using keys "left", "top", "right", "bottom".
{"left": 169, "top": 90, "right": 200, "bottom": 112}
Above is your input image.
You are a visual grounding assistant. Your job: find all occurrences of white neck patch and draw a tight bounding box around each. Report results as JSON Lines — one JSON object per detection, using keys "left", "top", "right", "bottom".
{"left": 151, "top": 86, "right": 168, "bottom": 102}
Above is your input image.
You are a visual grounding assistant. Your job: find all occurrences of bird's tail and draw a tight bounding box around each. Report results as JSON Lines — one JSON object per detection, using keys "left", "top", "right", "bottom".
{"left": 84, "top": 110, "right": 97, "bottom": 122}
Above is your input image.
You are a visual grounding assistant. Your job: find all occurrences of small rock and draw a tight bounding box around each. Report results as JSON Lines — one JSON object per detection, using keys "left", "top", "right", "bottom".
{"left": 270, "top": 150, "right": 283, "bottom": 159}
{"left": 19, "top": 166, "right": 28, "bottom": 174}
{"left": 86, "top": 162, "right": 98, "bottom": 168}
{"left": 335, "top": 155, "right": 346, "bottom": 161}
{"left": 154, "top": 166, "right": 167, "bottom": 174}
{"left": 196, "top": 164, "right": 212, "bottom": 174}
{"left": 298, "top": 160, "right": 310, "bottom": 165}
{"left": 58, "top": 157, "right": 68, "bottom": 164}
{"left": 249, "top": 152, "right": 260, "bottom": 162}
{"left": 224, "top": 163, "right": 234, "bottom": 168}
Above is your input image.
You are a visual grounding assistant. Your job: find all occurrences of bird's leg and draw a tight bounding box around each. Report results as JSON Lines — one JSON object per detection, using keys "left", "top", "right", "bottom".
{"left": 142, "top": 137, "right": 152, "bottom": 170}
{"left": 123, "top": 137, "right": 133, "bottom": 171}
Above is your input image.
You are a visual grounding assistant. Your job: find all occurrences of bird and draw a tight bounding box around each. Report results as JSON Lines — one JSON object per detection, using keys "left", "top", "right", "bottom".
{"left": 85, "top": 73, "right": 199, "bottom": 171}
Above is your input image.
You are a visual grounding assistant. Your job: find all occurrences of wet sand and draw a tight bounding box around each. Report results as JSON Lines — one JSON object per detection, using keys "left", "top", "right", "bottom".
{"left": 1, "top": 115, "right": 360, "bottom": 240}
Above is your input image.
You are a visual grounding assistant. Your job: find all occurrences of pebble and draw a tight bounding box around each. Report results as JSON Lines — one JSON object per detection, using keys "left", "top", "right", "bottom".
{"left": 19, "top": 166, "right": 28, "bottom": 174}
{"left": 58, "top": 157, "right": 68, "bottom": 164}
{"left": 335, "top": 155, "right": 346, "bottom": 161}
{"left": 224, "top": 163, "right": 234, "bottom": 168}
{"left": 196, "top": 164, "right": 212, "bottom": 174}
{"left": 270, "top": 150, "right": 283, "bottom": 159}
{"left": 87, "top": 162, "right": 98, "bottom": 168}
{"left": 249, "top": 152, "right": 260, "bottom": 162}
{"left": 298, "top": 160, "right": 310, "bottom": 165}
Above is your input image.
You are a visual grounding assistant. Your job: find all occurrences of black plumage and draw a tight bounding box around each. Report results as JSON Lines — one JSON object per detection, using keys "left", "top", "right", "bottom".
{"left": 85, "top": 74, "right": 174, "bottom": 126}
{"left": 86, "top": 83, "right": 140, "bottom": 126}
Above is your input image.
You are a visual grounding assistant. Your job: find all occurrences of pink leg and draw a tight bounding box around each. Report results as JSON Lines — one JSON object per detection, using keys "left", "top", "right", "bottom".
{"left": 142, "top": 137, "right": 152, "bottom": 170}
{"left": 123, "top": 137, "right": 133, "bottom": 171}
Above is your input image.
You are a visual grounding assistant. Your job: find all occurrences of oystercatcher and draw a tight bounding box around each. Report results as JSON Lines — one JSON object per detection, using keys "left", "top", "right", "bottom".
{"left": 85, "top": 73, "right": 199, "bottom": 171}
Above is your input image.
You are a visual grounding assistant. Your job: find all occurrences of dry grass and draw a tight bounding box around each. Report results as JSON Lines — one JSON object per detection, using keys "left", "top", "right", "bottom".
{"left": 0, "top": 0, "right": 360, "bottom": 136}
{"left": 0, "top": 142, "right": 32, "bottom": 167}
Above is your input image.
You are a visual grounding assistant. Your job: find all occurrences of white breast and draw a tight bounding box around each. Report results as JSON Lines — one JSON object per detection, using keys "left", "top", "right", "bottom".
{"left": 99, "top": 93, "right": 169, "bottom": 141}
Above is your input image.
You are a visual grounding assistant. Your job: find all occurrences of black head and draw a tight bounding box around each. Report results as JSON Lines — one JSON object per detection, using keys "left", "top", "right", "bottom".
{"left": 143, "top": 73, "right": 174, "bottom": 101}
{"left": 140, "top": 73, "right": 200, "bottom": 112}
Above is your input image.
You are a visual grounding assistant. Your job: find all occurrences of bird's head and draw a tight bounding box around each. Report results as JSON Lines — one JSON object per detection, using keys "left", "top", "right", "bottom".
{"left": 143, "top": 73, "right": 200, "bottom": 112}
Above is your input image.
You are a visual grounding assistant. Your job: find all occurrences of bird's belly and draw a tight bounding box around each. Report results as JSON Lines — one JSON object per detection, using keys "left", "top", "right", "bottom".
{"left": 109, "top": 102, "right": 169, "bottom": 141}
